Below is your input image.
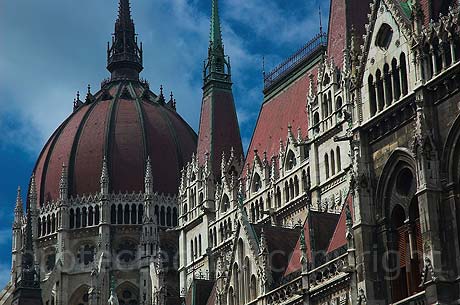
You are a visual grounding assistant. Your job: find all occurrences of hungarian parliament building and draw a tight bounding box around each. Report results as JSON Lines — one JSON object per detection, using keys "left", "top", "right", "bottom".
{"left": 2, "top": 0, "right": 460, "bottom": 304}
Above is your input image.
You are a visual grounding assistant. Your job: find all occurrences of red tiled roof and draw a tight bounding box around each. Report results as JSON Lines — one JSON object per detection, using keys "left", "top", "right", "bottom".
{"left": 327, "top": 0, "right": 371, "bottom": 68}
{"left": 197, "top": 89, "right": 243, "bottom": 179}
{"left": 33, "top": 80, "right": 197, "bottom": 205}
{"left": 284, "top": 211, "right": 339, "bottom": 277}
{"left": 246, "top": 69, "right": 317, "bottom": 170}
{"left": 326, "top": 192, "right": 353, "bottom": 254}
{"left": 252, "top": 224, "right": 300, "bottom": 282}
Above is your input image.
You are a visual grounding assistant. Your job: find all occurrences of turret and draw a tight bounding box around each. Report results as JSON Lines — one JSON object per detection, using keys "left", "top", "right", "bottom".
{"left": 11, "top": 195, "right": 43, "bottom": 305}
{"left": 107, "top": 0, "right": 143, "bottom": 80}
{"left": 12, "top": 187, "right": 24, "bottom": 282}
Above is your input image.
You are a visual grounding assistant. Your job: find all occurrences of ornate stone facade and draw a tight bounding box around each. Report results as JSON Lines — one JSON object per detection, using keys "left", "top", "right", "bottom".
{"left": 4, "top": 0, "right": 460, "bottom": 305}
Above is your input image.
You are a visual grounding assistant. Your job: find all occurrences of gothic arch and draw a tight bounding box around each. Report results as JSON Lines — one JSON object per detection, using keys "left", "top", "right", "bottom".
{"left": 442, "top": 113, "right": 460, "bottom": 185}
{"left": 375, "top": 148, "right": 416, "bottom": 220}
{"left": 116, "top": 281, "right": 139, "bottom": 305}
{"left": 69, "top": 285, "right": 89, "bottom": 305}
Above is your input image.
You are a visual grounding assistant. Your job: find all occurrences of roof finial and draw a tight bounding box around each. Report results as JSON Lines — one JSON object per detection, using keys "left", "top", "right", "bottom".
{"left": 107, "top": 0, "right": 143, "bottom": 80}
{"left": 210, "top": 0, "right": 223, "bottom": 51}
{"left": 204, "top": 0, "right": 230, "bottom": 86}
{"left": 100, "top": 156, "right": 109, "bottom": 195}
{"left": 14, "top": 186, "right": 23, "bottom": 222}
{"left": 262, "top": 56, "right": 266, "bottom": 78}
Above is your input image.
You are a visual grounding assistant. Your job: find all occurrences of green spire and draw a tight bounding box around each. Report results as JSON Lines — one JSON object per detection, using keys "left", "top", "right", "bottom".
{"left": 210, "top": 0, "right": 223, "bottom": 51}
{"left": 204, "top": 0, "right": 231, "bottom": 87}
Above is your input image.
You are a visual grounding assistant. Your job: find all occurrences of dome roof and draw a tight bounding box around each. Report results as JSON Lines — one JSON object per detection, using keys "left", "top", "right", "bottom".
{"left": 34, "top": 80, "right": 197, "bottom": 205}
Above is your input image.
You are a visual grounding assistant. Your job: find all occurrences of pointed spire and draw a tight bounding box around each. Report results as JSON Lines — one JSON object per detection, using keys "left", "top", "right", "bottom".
{"left": 210, "top": 0, "right": 223, "bottom": 51}
{"left": 100, "top": 156, "right": 109, "bottom": 195}
{"left": 144, "top": 156, "right": 153, "bottom": 195}
{"left": 107, "top": 0, "right": 143, "bottom": 80}
{"left": 29, "top": 173, "right": 37, "bottom": 210}
{"left": 204, "top": 0, "right": 230, "bottom": 86}
{"left": 59, "top": 163, "right": 68, "bottom": 201}
{"left": 14, "top": 187, "right": 24, "bottom": 225}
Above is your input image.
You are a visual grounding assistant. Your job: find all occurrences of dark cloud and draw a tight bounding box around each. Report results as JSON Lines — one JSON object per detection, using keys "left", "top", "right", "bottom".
{"left": 0, "top": 0, "right": 329, "bottom": 289}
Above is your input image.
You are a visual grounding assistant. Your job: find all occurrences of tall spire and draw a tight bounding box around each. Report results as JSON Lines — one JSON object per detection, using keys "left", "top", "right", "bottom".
{"left": 107, "top": 0, "right": 143, "bottom": 81}
{"left": 210, "top": 0, "right": 223, "bottom": 51}
{"left": 204, "top": 0, "right": 231, "bottom": 87}
{"left": 14, "top": 187, "right": 24, "bottom": 227}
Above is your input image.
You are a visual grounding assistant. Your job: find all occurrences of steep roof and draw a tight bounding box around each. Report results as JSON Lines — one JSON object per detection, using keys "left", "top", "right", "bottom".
{"left": 246, "top": 68, "right": 317, "bottom": 170}
{"left": 327, "top": 0, "right": 372, "bottom": 68}
{"left": 252, "top": 224, "right": 301, "bottom": 282}
{"left": 284, "top": 211, "right": 339, "bottom": 277}
{"left": 326, "top": 192, "right": 353, "bottom": 254}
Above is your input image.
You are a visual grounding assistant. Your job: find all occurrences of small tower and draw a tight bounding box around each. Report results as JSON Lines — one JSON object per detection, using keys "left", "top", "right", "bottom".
{"left": 196, "top": 0, "right": 243, "bottom": 180}
{"left": 107, "top": 0, "right": 143, "bottom": 80}
{"left": 11, "top": 196, "right": 43, "bottom": 305}
{"left": 11, "top": 187, "right": 24, "bottom": 282}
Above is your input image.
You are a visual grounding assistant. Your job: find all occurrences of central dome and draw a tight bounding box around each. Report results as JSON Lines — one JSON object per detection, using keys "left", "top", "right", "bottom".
{"left": 34, "top": 80, "right": 197, "bottom": 205}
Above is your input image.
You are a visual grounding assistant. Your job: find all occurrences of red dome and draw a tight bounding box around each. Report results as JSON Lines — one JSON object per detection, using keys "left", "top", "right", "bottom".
{"left": 34, "top": 80, "right": 197, "bottom": 205}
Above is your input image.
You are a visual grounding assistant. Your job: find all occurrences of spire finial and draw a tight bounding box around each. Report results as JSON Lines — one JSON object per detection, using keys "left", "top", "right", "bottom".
{"left": 210, "top": 0, "right": 223, "bottom": 50}
{"left": 14, "top": 186, "right": 23, "bottom": 221}
{"left": 59, "top": 163, "right": 68, "bottom": 201}
{"left": 100, "top": 156, "right": 109, "bottom": 195}
{"left": 204, "top": 0, "right": 230, "bottom": 86}
{"left": 145, "top": 156, "right": 153, "bottom": 195}
{"left": 107, "top": 0, "right": 143, "bottom": 80}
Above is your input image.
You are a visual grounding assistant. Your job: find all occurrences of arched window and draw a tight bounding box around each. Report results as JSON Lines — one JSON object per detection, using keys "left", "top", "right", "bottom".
{"left": 38, "top": 218, "right": 42, "bottom": 237}
{"left": 183, "top": 204, "right": 188, "bottom": 221}
{"left": 131, "top": 204, "right": 137, "bottom": 225}
{"left": 110, "top": 205, "right": 116, "bottom": 224}
{"left": 190, "top": 239, "right": 194, "bottom": 262}
{"left": 392, "top": 58, "right": 401, "bottom": 100}
{"left": 88, "top": 206, "right": 93, "bottom": 227}
{"left": 336, "top": 147, "right": 342, "bottom": 172}
{"left": 384, "top": 63, "right": 393, "bottom": 105}
{"left": 194, "top": 237, "right": 198, "bottom": 258}
{"left": 199, "top": 234, "right": 202, "bottom": 255}
{"left": 285, "top": 182, "right": 290, "bottom": 202}
{"left": 166, "top": 207, "right": 172, "bottom": 227}
{"left": 117, "top": 204, "right": 123, "bottom": 224}
{"left": 138, "top": 205, "right": 144, "bottom": 224}
{"left": 328, "top": 91, "right": 333, "bottom": 116}
{"left": 313, "top": 112, "right": 320, "bottom": 127}
{"left": 369, "top": 74, "right": 377, "bottom": 117}
{"left": 69, "top": 209, "right": 75, "bottom": 228}
{"left": 252, "top": 173, "right": 262, "bottom": 193}
{"left": 400, "top": 53, "right": 408, "bottom": 96}
{"left": 76, "top": 209, "right": 81, "bottom": 229}
{"left": 325, "top": 154, "right": 330, "bottom": 179}
{"left": 124, "top": 205, "right": 130, "bottom": 225}
{"left": 160, "top": 206, "right": 165, "bottom": 226}
{"left": 276, "top": 187, "right": 281, "bottom": 207}
{"left": 285, "top": 150, "right": 296, "bottom": 170}
{"left": 294, "top": 176, "right": 299, "bottom": 196}
{"left": 322, "top": 94, "right": 328, "bottom": 119}
{"left": 250, "top": 203, "right": 255, "bottom": 223}
{"left": 210, "top": 229, "right": 214, "bottom": 248}
{"left": 376, "top": 69, "right": 385, "bottom": 112}
{"left": 222, "top": 194, "right": 230, "bottom": 213}
{"left": 255, "top": 201, "right": 260, "bottom": 220}
{"left": 95, "top": 205, "right": 100, "bottom": 225}
{"left": 173, "top": 207, "right": 178, "bottom": 226}
{"left": 82, "top": 208, "right": 87, "bottom": 228}
{"left": 250, "top": 275, "right": 257, "bottom": 301}
{"left": 330, "top": 150, "right": 336, "bottom": 176}
{"left": 51, "top": 214, "right": 56, "bottom": 232}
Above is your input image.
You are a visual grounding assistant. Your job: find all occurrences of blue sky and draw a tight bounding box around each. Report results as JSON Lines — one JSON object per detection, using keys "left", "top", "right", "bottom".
{"left": 0, "top": 0, "right": 329, "bottom": 288}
